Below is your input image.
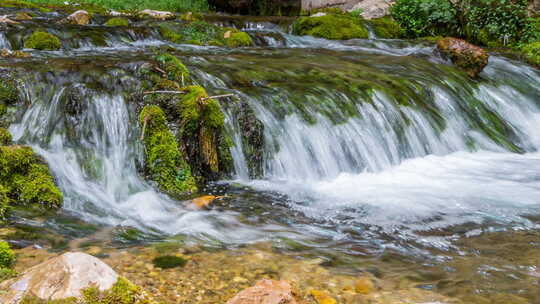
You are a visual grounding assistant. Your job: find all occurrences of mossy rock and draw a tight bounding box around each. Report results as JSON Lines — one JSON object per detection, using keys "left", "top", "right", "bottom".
{"left": 0, "top": 146, "right": 63, "bottom": 213}
{"left": 159, "top": 26, "right": 183, "bottom": 43}
{"left": 0, "top": 128, "right": 12, "bottom": 145}
{"left": 292, "top": 14, "right": 369, "bottom": 40}
{"left": 104, "top": 17, "right": 129, "bottom": 27}
{"left": 368, "top": 16, "right": 404, "bottom": 39}
{"left": 225, "top": 31, "right": 253, "bottom": 47}
{"left": 24, "top": 31, "right": 61, "bottom": 50}
{"left": 0, "top": 184, "right": 9, "bottom": 222}
{"left": 155, "top": 53, "right": 190, "bottom": 85}
{"left": 152, "top": 255, "right": 187, "bottom": 269}
{"left": 521, "top": 42, "right": 540, "bottom": 67}
{"left": 139, "top": 105, "right": 197, "bottom": 197}
{"left": 177, "top": 85, "right": 232, "bottom": 179}
{"left": 0, "top": 241, "right": 14, "bottom": 269}
{"left": 0, "top": 79, "right": 18, "bottom": 105}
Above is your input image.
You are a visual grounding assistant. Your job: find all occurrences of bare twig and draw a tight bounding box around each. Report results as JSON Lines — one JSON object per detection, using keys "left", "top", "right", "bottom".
{"left": 140, "top": 118, "right": 148, "bottom": 141}
{"left": 201, "top": 94, "right": 235, "bottom": 101}
{"left": 143, "top": 90, "right": 186, "bottom": 95}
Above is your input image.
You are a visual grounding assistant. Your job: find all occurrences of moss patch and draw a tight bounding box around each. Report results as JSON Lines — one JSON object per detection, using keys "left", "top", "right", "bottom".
{"left": 521, "top": 42, "right": 540, "bottom": 66}
{"left": 292, "top": 14, "right": 369, "bottom": 40}
{"left": 24, "top": 31, "right": 61, "bottom": 50}
{"left": 225, "top": 31, "right": 253, "bottom": 47}
{"left": 104, "top": 17, "right": 129, "bottom": 26}
{"left": 177, "top": 85, "right": 232, "bottom": 179}
{"left": 368, "top": 16, "right": 404, "bottom": 39}
{"left": 139, "top": 105, "right": 197, "bottom": 197}
{"left": 0, "top": 241, "right": 14, "bottom": 268}
{"left": 0, "top": 79, "right": 18, "bottom": 105}
{"left": 21, "top": 277, "right": 156, "bottom": 304}
{"left": 0, "top": 146, "right": 63, "bottom": 218}
{"left": 0, "top": 128, "right": 12, "bottom": 145}
{"left": 152, "top": 255, "right": 187, "bottom": 269}
{"left": 155, "top": 53, "right": 190, "bottom": 85}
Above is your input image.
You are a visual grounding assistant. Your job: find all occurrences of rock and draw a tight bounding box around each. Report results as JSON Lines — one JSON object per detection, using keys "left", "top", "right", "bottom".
{"left": 224, "top": 30, "right": 232, "bottom": 39}
{"left": 310, "top": 289, "right": 337, "bottom": 304}
{"left": 139, "top": 9, "right": 174, "bottom": 20}
{"left": 437, "top": 37, "right": 489, "bottom": 77}
{"left": 191, "top": 195, "right": 224, "bottom": 209}
{"left": 355, "top": 276, "right": 375, "bottom": 294}
{"left": 226, "top": 279, "right": 298, "bottom": 304}
{"left": 310, "top": 12, "right": 327, "bottom": 17}
{"left": 61, "top": 10, "right": 91, "bottom": 25}
{"left": 349, "top": 0, "right": 394, "bottom": 19}
{"left": 1, "top": 49, "right": 31, "bottom": 58}
{"left": 0, "top": 252, "right": 119, "bottom": 303}
{"left": 0, "top": 15, "right": 19, "bottom": 24}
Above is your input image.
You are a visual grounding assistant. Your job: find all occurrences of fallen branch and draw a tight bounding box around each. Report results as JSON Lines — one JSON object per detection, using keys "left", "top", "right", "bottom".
{"left": 200, "top": 94, "right": 235, "bottom": 101}
{"left": 143, "top": 90, "right": 186, "bottom": 95}
{"left": 140, "top": 117, "right": 148, "bottom": 141}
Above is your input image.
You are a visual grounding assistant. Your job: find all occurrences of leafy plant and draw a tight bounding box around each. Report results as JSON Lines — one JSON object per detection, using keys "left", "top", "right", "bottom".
{"left": 463, "top": 0, "right": 529, "bottom": 46}
{"left": 391, "top": 0, "right": 458, "bottom": 37}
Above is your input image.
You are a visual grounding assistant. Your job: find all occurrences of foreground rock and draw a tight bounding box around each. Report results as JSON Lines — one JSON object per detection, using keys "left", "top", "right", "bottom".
{"left": 226, "top": 279, "right": 298, "bottom": 304}
{"left": 437, "top": 37, "right": 489, "bottom": 77}
{"left": 60, "top": 10, "right": 91, "bottom": 25}
{"left": 0, "top": 252, "right": 118, "bottom": 302}
{"left": 0, "top": 15, "right": 19, "bottom": 24}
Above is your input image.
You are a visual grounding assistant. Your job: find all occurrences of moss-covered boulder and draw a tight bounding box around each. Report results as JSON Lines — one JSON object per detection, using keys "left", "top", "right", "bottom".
{"left": 177, "top": 85, "right": 233, "bottom": 180}
{"left": 437, "top": 37, "right": 489, "bottom": 77}
{"left": 104, "top": 17, "right": 129, "bottom": 26}
{"left": 292, "top": 14, "right": 369, "bottom": 40}
{"left": 139, "top": 105, "right": 197, "bottom": 197}
{"left": 225, "top": 31, "right": 253, "bottom": 47}
{"left": 24, "top": 31, "right": 61, "bottom": 50}
{"left": 368, "top": 16, "right": 404, "bottom": 39}
{"left": 521, "top": 42, "right": 540, "bottom": 67}
{"left": 0, "top": 146, "right": 63, "bottom": 219}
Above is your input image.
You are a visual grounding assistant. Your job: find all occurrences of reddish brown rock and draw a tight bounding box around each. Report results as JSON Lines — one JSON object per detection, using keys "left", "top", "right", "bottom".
{"left": 226, "top": 279, "right": 298, "bottom": 304}
{"left": 60, "top": 10, "right": 91, "bottom": 25}
{"left": 437, "top": 37, "right": 489, "bottom": 77}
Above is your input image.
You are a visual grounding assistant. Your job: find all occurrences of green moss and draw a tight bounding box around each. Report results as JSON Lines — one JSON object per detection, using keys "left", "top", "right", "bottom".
{"left": 0, "top": 241, "right": 15, "bottom": 268}
{"left": 0, "top": 184, "right": 9, "bottom": 222}
{"left": 155, "top": 53, "right": 190, "bottom": 84}
{"left": 22, "top": 277, "right": 155, "bottom": 304}
{"left": 292, "top": 14, "right": 369, "bottom": 40}
{"left": 159, "top": 26, "right": 183, "bottom": 43}
{"left": 0, "top": 79, "right": 18, "bottom": 104}
{"left": 24, "top": 31, "right": 61, "bottom": 50}
{"left": 225, "top": 31, "right": 253, "bottom": 47}
{"left": 0, "top": 128, "right": 12, "bottom": 145}
{"left": 152, "top": 255, "right": 187, "bottom": 269}
{"left": 139, "top": 105, "right": 197, "bottom": 197}
{"left": 178, "top": 85, "right": 225, "bottom": 133}
{"left": 104, "top": 17, "right": 129, "bottom": 26}
{"left": 368, "top": 16, "right": 404, "bottom": 39}
{"left": 521, "top": 42, "right": 540, "bottom": 66}
{"left": 177, "top": 86, "right": 231, "bottom": 176}
{"left": 0, "top": 146, "right": 63, "bottom": 213}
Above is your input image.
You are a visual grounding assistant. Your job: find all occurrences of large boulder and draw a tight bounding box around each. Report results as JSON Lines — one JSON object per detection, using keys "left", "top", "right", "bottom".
{"left": 0, "top": 252, "right": 118, "bottom": 303}
{"left": 61, "top": 10, "right": 91, "bottom": 25}
{"left": 226, "top": 279, "right": 298, "bottom": 304}
{"left": 349, "top": 0, "right": 394, "bottom": 19}
{"left": 437, "top": 37, "right": 489, "bottom": 77}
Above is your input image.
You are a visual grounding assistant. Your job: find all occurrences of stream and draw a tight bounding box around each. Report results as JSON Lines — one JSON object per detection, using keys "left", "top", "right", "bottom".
{"left": 2, "top": 7, "right": 540, "bottom": 303}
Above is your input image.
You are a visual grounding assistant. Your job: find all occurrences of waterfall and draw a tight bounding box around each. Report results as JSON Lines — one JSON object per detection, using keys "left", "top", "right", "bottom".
{"left": 0, "top": 32, "right": 11, "bottom": 50}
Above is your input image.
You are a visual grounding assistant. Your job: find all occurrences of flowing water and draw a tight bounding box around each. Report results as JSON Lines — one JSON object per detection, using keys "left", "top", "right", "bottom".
{"left": 2, "top": 10, "right": 540, "bottom": 302}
